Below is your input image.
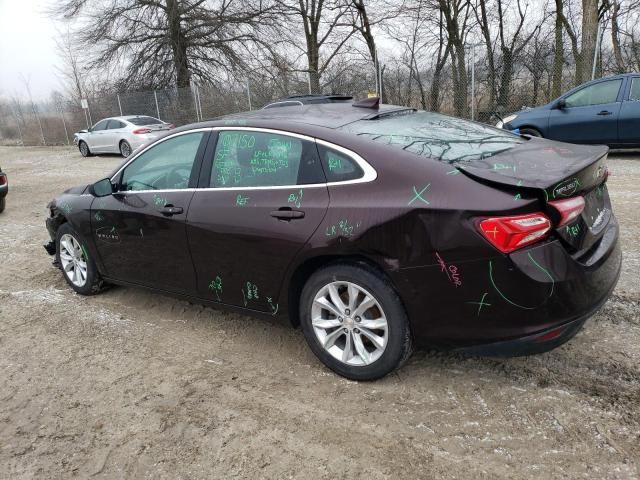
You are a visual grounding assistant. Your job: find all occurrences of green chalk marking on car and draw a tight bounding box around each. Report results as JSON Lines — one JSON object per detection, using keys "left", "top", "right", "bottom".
{"left": 408, "top": 184, "right": 430, "bottom": 206}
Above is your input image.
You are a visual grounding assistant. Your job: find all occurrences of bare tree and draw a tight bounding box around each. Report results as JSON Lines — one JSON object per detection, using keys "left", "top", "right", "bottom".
{"left": 52, "top": 0, "right": 274, "bottom": 89}
{"left": 556, "top": 0, "right": 611, "bottom": 85}
{"left": 276, "top": 0, "right": 357, "bottom": 94}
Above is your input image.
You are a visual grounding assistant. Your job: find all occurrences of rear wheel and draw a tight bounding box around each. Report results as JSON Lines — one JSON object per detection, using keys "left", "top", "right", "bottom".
{"left": 78, "top": 141, "right": 92, "bottom": 157}
{"left": 119, "top": 140, "right": 132, "bottom": 158}
{"left": 56, "top": 223, "right": 104, "bottom": 295}
{"left": 520, "top": 127, "right": 542, "bottom": 138}
{"left": 300, "top": 263, "right": 412, "bottom": 380}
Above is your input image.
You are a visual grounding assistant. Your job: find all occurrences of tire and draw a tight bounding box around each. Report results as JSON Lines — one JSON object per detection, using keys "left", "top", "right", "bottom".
{"left": 300, "top": 263, "right": 412, "bottom": 380}
{"left": 55, "top": 223, "right": 104, "bottom": 295}
{"left": 0, "top": 197, "right": 5, "bottom": 213}
{"left": 119, "top": 140, "right": 132, "bottom": 158}
{"left": 78, "top": 141, "right": 92, "bottom": 157}
{"left": 520, "top": 127, "right": 542, "bottom": 138}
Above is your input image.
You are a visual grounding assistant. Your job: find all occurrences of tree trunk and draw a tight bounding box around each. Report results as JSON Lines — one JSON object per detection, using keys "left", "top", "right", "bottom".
{"left": 552, "top": 0, "right": 564, "bottom": 98}
{"left": 166, "top": 0, "right": 190, "bottom": 88}
{"left": 497, "top": 47, "right": 513, "bottom": 110}
{"left": 579, "top": 0, "right": 599, "bottom": 84}
{"left": 611, "top": 0, "right": 625, "bottom": 73}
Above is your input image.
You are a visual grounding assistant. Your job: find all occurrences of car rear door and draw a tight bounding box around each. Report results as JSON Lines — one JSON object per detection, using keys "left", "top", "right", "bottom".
{"left": 618, "top": 76, "right": 640, "bottom": 145}
{"left": 91, "top": 130, "right": 210, "bottom": 295}
{"left": 102, "top": 120, "right": 123, "bottom": 153}
{"left": 186, "top": 128, "right": 329, "bottom": 313}
{"left": 547, "top": 78, "right": 623, "bottom": 144}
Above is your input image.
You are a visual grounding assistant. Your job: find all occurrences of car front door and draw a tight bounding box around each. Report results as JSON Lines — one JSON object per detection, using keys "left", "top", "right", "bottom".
{"left": 103, "top": 120, "right": 125, "bottom": 153}
{"left": 87, "top": 119, "right": 110, "bottom": 151}
{"left": 91, "top": 130, "right": 210, "bottom": 295}
{"left": 548, "top": 78, "right": 623, "bottom": 144}
{"left": 618, "top": 76, "right": 640, "bottom": 145}
{"left": 186, "top": 128, "right": 329, "bottom": 313}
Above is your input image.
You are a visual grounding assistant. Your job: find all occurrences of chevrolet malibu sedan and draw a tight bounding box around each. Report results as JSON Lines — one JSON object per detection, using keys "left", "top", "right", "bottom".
{"left": 44, "top": 99, "right": 621, "bottom": 380}
{"left": 497, "top": 73, "right": 640, "bottom": 146}
{"left": 76, "top": 115, "right": 174, "bottom": 158}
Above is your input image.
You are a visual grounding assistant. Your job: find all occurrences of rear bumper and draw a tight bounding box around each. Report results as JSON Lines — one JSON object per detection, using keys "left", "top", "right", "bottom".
{"left": 396, "top": 216, "right": 622, "bottom": 350}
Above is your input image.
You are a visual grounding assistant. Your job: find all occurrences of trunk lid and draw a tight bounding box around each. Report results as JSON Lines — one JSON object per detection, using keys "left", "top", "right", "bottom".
{"left": 456, "top": 138, "right": 611, "bottom": 253}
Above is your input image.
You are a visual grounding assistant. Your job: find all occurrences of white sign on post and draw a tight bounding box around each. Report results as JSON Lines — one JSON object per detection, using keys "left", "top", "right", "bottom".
{"left": 80, "top": 98, "right": 88, "bottom": 109}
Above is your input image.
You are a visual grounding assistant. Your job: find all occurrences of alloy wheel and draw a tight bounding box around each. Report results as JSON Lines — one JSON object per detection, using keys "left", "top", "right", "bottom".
{"left": 311, "top": 281, "right": 388, "bottom": 366}
{"left": 80, "top": 142, "right": 88, "bottom": 156}
{"left": 120, "top": 142, "right": 131, "bottom": 157}
{"left": 59, "top": 234, "right": 88, "bottom": 287}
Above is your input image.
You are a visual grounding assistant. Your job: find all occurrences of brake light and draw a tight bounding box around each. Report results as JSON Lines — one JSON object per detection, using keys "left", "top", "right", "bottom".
{"left": 548, "top": 196, "right": 585, "bottom": 227}
{"left": 132, "top": 128, "right": 152, "bottom": 134}
{"left": 0, "top": 174, "right": 6, "bottom": 186}
{"left": 478, "top": 213, "right": 552, "bottom": 253}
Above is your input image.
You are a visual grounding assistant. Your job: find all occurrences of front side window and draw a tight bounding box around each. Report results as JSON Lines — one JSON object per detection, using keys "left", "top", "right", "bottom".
{"left": 92, "top": 120, "right": 109, "bottom": 131}
{"left": 339, "top": 111, "right": 523, "bottom": 163}
{"left": 121, "top": 132, "right": 204, "bottom": 191}
{"left": 209, "top": 130, "right": 323, "bottom": 187}
{"left": 565, "top": 79, "right": 622, "bottom": 107}
{"left": 629, "top": 78, "right": 640, "bottom": 101}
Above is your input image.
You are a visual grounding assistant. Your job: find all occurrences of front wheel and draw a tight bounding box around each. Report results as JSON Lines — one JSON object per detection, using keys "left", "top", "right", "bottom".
{"left": 300, "top": 263, "right": 412, "bottom": 380}
{"left": 78, "top": 141, "right": 92, "bottom": 157}
{"left": 56, "top": 223, "right": 104, "bottom": 295}
{"left": 0, "top": 197, "right": 5, "bottom": 213}
{"left": 520, "top": 127, "right": 542, "bottom": 138}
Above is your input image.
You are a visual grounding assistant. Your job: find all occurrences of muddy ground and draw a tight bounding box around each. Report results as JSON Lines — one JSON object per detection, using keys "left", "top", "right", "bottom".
{"left": 0, "top": 146, "right": 638, "bottom": 479}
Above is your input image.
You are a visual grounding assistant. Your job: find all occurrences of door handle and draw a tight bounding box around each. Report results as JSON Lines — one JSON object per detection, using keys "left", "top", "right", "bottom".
{"left": 270, "top": 208, "right": 305, "bottom": 220}
{"left": 597, "top": 110, "right": 612, "bottom": 115}
{"left": 159, "top": 205, "right": 183, "bottom": 216}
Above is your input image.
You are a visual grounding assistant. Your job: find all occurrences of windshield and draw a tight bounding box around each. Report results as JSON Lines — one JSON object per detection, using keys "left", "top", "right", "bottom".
{"left": 339, "top": 111, "right": 524, "bottom": 163}
{"left": 128, "top": 116, "right": 162, "bottom": 126}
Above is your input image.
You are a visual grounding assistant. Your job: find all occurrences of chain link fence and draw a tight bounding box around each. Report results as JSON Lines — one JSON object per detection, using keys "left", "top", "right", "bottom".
{"left": 0, "top": 45, "right": 607, "bottom": 147}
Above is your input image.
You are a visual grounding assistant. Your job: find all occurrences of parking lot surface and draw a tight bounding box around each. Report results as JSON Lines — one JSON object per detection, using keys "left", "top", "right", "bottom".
{"left": 0, "top": 146, "right": 638, "bottom": 479}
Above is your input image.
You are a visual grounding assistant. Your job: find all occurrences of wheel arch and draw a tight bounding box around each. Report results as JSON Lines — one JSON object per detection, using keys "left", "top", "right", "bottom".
{"left": 286, "top": 253, "right": 403, "bottom": 328}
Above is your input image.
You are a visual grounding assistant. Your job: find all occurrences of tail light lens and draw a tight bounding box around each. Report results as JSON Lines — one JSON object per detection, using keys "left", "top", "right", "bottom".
{"left": 548, "top": 196, "right": 585, "bottom": 227}
{"left": 478, "top": 213, "right": 552, "bottom": 254}
{"left": 132, "top": 128, "right": 152, "bottom": 134}
{"left": 0, "top": 174, "right": 6, "bottom": 186}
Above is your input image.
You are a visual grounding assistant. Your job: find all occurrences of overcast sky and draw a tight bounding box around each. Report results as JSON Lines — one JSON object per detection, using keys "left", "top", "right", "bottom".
{"left": 0, "top": 0, "right": 62, "bottom": 99}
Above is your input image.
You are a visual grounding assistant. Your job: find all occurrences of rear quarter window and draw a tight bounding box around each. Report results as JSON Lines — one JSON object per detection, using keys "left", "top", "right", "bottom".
{"left": 318, "top": 145, "right": 363, "bottom": 182}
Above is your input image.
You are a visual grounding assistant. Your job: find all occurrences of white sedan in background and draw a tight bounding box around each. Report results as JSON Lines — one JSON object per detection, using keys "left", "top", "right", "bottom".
{"left": 75, "top": 115, "right": 174, "bottom": 157}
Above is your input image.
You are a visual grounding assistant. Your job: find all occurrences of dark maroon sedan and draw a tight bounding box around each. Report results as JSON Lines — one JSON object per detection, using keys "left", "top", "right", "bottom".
{"left": 44, "top": 100, "right": 621, "bottom": 380}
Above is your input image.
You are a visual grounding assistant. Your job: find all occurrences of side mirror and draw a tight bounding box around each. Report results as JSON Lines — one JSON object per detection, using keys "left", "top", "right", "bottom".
{"left": 554, "top": 99, "right": 567, "bottom": 110}
{"left": 89, "top": 178, "right": 114, "bottom": 197}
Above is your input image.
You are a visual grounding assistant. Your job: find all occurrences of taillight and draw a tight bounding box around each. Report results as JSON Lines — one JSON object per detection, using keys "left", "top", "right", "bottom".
{"left": 548, "top": 196, "right": 585, "bottom": 227}
{"left": 478, "top": 213, "right": 552, "bottom": 254}
{"left": 0, "top": 174, "right": 6, "bottom": 186}
{"left": 132, "top": 128, "right": 152, "bottom": 134}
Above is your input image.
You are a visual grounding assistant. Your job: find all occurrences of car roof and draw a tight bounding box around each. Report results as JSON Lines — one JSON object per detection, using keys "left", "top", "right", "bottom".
{"left": 211, "top": 102, "right": 413, "bottom": 130}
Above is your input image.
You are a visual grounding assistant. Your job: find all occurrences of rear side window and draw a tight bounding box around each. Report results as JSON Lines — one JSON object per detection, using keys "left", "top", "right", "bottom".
{"left": 318, "top": 145, "right": 363, "bottom": 182}
{"left": 565, "top": 79, "right": 622, "bottom": 107}
{"left": 209, "top": 130, "right": 324, "bottom": 187}
{"left": 107, "top": 120, "right": 125, "bottom": 129}
{"left": 128, "top": 116, "right": 162, "bottom": 126}
{"left": 630, "top": 78, "right": 640, "bottom": 101}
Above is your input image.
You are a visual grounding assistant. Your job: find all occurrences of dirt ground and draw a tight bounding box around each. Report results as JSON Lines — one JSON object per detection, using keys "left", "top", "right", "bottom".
{"left": 0, "top": 146, "right": 638, "bottom": 479}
